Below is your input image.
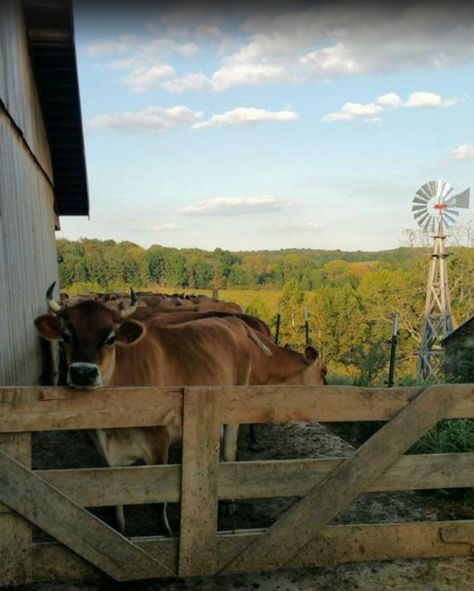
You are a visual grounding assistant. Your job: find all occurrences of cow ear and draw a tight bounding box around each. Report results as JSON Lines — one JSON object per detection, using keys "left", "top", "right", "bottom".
{"left": 35, "top": 314, "right": 63, "bottom": 340}
{"left": 304, "top": 346, "right": 319, "bottom": 363}
{"left": 116, "top": 320, "right": 146, "bottom": 347}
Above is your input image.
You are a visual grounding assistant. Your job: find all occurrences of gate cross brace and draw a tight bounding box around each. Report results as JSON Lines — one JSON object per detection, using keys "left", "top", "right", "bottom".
{"left": 218, "top": 385, "right": 456, "bottom": 574}
{"left": 0, "top": 450, "right": 175, "bottom": 580}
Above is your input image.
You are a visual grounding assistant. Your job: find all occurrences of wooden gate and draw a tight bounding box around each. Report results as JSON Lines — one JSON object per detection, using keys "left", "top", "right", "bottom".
{"left": 1, "top": 383, "right": 474, "bottom": 585}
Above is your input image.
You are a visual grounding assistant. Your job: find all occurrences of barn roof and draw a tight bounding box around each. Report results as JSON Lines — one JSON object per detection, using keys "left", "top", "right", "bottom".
{"left": 442, "top": 316, "right": 474, "bottom": 345}
{"left": 23, "top": 0, "right": 89, "bottom": 216}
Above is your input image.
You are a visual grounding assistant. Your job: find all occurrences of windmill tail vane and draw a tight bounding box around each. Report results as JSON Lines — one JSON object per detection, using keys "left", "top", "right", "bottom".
{"left": 413, "top": 179, "right": 470, "bottom": 380}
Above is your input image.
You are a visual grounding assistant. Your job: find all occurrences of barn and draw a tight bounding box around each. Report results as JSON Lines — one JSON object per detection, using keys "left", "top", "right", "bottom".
{"left": 0, "top": 0, "right": 88, "bottom": 385}
{"left": 442, "top": 316, "right": 474, "bottom": 381}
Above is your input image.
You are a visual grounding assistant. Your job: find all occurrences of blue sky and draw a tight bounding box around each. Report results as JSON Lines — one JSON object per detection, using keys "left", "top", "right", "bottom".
{"left": 58, "top": 1, "right": 474, "bottom": 251}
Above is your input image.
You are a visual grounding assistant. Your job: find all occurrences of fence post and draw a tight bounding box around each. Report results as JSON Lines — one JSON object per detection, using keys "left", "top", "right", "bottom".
{"left": 304, "top": 307, "right": 310, "bottom": 346}
{"left": 0, "top": 433, "right": 32, "bottom": 586}
{"left": 179, "top": 387, "right": 220, "bottom": 577}
{"left": 274, "top": 302, "right": 282, "bottom": 344}
{"left": 387, "top": 313, "right": 399, "bottom": 388}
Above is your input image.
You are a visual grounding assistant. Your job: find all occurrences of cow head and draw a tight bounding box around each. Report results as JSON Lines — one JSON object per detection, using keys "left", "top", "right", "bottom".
{"left": 287, "top": 346, "right": 328, "bottom": 385}
{"left": 34, "top": 283, "right": 146, "bottom": 388}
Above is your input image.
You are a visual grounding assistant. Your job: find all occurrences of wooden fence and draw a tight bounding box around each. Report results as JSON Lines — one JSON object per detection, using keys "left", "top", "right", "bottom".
{"left": 1, "top": 383, "right": 474, "bottom": 585}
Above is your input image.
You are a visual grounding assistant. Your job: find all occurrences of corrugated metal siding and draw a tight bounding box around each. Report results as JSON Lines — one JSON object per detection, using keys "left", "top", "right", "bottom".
{"left": 0, "top": 0, "right": 58, "bottom": 385}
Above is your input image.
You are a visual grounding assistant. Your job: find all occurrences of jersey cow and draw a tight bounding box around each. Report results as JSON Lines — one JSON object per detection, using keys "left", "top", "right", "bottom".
{"left": 35, "top": 284, "right": 258, "bottom": 533}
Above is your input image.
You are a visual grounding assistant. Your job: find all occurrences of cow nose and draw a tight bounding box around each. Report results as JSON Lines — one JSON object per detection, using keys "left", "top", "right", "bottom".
{"left": 69, "top": 363, "right": 99, "bottom": 387}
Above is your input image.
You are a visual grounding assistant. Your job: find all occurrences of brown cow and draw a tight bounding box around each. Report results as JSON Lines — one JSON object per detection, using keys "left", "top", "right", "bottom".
{"left": 34, "top": 285, "right": 257, "bottom": 534}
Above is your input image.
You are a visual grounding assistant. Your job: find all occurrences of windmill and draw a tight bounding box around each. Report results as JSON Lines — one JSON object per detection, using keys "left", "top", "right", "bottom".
{"left": 413, "top": 179, "right": 470, "bottom": 379}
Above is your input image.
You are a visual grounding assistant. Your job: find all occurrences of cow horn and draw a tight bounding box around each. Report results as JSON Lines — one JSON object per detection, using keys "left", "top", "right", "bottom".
{"left": 46, "top": 281, "right": 62, "bottom": 314}
{"left": 118, "top": 288, "right": 138, "bottom": 319}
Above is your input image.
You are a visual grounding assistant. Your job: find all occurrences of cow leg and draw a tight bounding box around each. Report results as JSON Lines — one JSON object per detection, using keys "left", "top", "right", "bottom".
{"left": 146, "top": 427, "right": 172, "bottom": 536}
{"left": 248, "top": 424, "right": 262, "bottom": 452}
{"left": 223, "top": 424, "right": 239, "bottom": 462}
{"left": 221, "top": 424, "right": 240, "bottom": 518}
{"left": 115, "top": 505, "right": 126, "bottom": 534}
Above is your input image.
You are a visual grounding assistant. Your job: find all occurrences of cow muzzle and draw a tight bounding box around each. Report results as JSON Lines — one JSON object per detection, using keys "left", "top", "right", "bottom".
{"left": 68, "top": 363, "right": 102, "bottom": 388}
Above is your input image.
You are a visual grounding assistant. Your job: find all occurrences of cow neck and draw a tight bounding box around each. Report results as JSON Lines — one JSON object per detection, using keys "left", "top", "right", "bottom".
{"left": 259, "top": 344, "right": 309, "bottom": 383}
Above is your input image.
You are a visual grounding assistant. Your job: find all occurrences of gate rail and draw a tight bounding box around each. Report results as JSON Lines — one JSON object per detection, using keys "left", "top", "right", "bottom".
{"left": 1, "top": 384, "right": 474, "bottom": 585}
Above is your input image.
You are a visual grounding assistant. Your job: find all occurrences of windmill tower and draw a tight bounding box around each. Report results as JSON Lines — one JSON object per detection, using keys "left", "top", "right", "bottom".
{"left": 413, "top": 180, "right": 470, "bottom": 379}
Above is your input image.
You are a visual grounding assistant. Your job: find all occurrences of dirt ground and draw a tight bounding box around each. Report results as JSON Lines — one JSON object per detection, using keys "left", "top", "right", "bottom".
{"left": 11, "top": 422, "right": 474, "bottom": 591}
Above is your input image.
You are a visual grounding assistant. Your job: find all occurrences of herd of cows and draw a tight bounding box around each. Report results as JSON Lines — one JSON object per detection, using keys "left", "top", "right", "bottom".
{"left": 34, "top": 284, "right": 327, "bottom": 534}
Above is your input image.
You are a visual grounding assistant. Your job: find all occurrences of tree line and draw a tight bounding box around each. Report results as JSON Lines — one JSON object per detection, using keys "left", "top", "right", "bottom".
{"left": 57, "top": 238, "right": 421, "bottom": 291}
{"left": 57, "top": 238, "right": 474, "bottom": 384}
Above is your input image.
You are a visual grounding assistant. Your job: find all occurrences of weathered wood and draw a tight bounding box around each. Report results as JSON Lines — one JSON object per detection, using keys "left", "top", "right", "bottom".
{"left": 0, "top": 0, "right": 58, "bottom": 389}
{"left": 0, "top": 449, "right": 175, "bottom": 580}
{"left": 0, "top": 434, "right": 32, "bottom": 586}
{"left": 32, "top": 464, "right": 182, "bottom": 507}
{"left": 213, "top": 384, "right": 474, "bottom": 423}
{"left": 219, "top": 452, "right": 474, "bottom": 498}
{"left": 179, "top": 388, "right": 220, "bottom": 577}
{"left": 23, "top": 452, "right": 474, "bottom": 511}
{"left": 28, "top": 520, "right": 474, "bottom": 583}
{"left": 218, "top": 385, "right": 459, "bottom": 574}
{"left": 0, "top": 386, "right": 183, "bottom": 432}
{"left": 2, "top": 384, "right": 474, "bottom": 433}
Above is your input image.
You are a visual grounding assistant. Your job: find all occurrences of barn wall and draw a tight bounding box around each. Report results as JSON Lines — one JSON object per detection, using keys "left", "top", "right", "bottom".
{"left": 0, "top": 0, "right": 59, "bottom": 385}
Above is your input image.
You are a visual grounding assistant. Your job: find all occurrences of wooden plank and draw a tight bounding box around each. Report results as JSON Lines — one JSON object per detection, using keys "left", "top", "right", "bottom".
{"left": 219, "top": 452, "right": 474, "bottom": 499}
{"left": 27, "top": 520, "right": 474, "bottom": 583}
{"left": 34, "top": 464, "right": 182, "bottom": 507}
{"left": 0, "top": 449, "right": 175, "bottom": 580}
{"left": 25, "top": 451, "right": 474, "bottom": 510}
{"left": 0, "top": 433, "right": 32, "bottom": 586}
{"left": 179, "top": 387, "right": 220, "bottom": 577}
{"left": 211, "top": 384, "right": 474, "bottom": 423}
{"left": 1, "top": 384, "right": 474, "bottom": 432}
{"left": 218, "top": 384, "right": 459, "bottom": 574}
{"left": 0, "top": 386, "right": 183, "bottom": 432}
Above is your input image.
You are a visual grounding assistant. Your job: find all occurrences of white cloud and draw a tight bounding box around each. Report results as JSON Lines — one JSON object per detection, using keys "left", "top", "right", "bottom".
{"left": 210, "top": 63, "right": 286, "bottom": 91}
{"left": 168, "top": 3, "right": 474, "bottom": 92}
{"left": 322, "top": 102, "right": 383, "bottom": 122}
{"left": 299, "top": 42, "right": 360, "bottom": 75}
{"left": 194, "top": 107, "right": 299, "bottom": 129}
{"left": 161, "top": 73, "right": 212, "bottom": 93}
{"left": 324, "top": 91, "right": 456, "bottom": 122}
{"left": 121, "top": 64, "right": 175, "bottom": 93}
{"left": 450, "top": 144, "right": 474, "bottom": 160}
{"left": 86, "top": 106, "right": 202, "bottom": 133}
{"left": 404, "top": 92, "right": 455, "bottom": 108}
{"left": 84, "top": 35, "right": 136, "bottom": 56}
{"left": 376, "top": 92, "right": 403, "bottom": 108}
{"left": 178, "top": 196, "right": 289, "bottom": 216}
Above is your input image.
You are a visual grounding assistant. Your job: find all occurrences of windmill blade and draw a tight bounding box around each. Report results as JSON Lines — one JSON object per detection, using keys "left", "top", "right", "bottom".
{"left": 440, "top": 182, "right": 453, "bottom": 199}
{"left": 414, "top": 208, "right": 429, "bottom": 221}
{"left": 428, "top": 180, "right": 439, "bottom": 197}
{"left": 412, "top": 203, "right": 427, "bottom": 212}
{"left": 446, "top": 188, "right": 470, "bottom": 209}
{"left": 443, "top": 211, "right": 459, "bottom": 226}
{"left": 444, "top": 206, "right": 459, "bottom": 218}
{"left": 423, "top": 214, "right": 435, "bottom": 232}
{"left": 443, "top": 211, "right": 458, "bottom": 227}
{"left": 413, "top": 195, "right": 429, "bottom": 205}
{"left": 418, "top": 184, "right": 435, "bottom": 200}
{"left": 416, "top": 211, "right": 431, "bottom": 227}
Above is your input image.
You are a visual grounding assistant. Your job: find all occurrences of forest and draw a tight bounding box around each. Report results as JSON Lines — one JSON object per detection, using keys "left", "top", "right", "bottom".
{"left": 57, "top": 238, "right": 474, "bottom": 385}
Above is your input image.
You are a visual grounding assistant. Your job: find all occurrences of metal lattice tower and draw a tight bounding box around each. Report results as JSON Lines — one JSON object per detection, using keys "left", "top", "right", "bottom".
{"left": 413, "top": 180, "right": 470, "bottom": 380}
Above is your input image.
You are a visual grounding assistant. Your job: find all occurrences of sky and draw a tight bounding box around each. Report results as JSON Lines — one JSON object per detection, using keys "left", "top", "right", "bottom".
{"left": 57, "top": 0, "right": 474, "bottom": 252}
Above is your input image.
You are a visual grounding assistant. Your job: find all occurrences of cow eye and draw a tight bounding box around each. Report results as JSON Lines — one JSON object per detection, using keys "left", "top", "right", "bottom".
{"left": 105, "top": 334, "right": 116, "bottom": 346}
